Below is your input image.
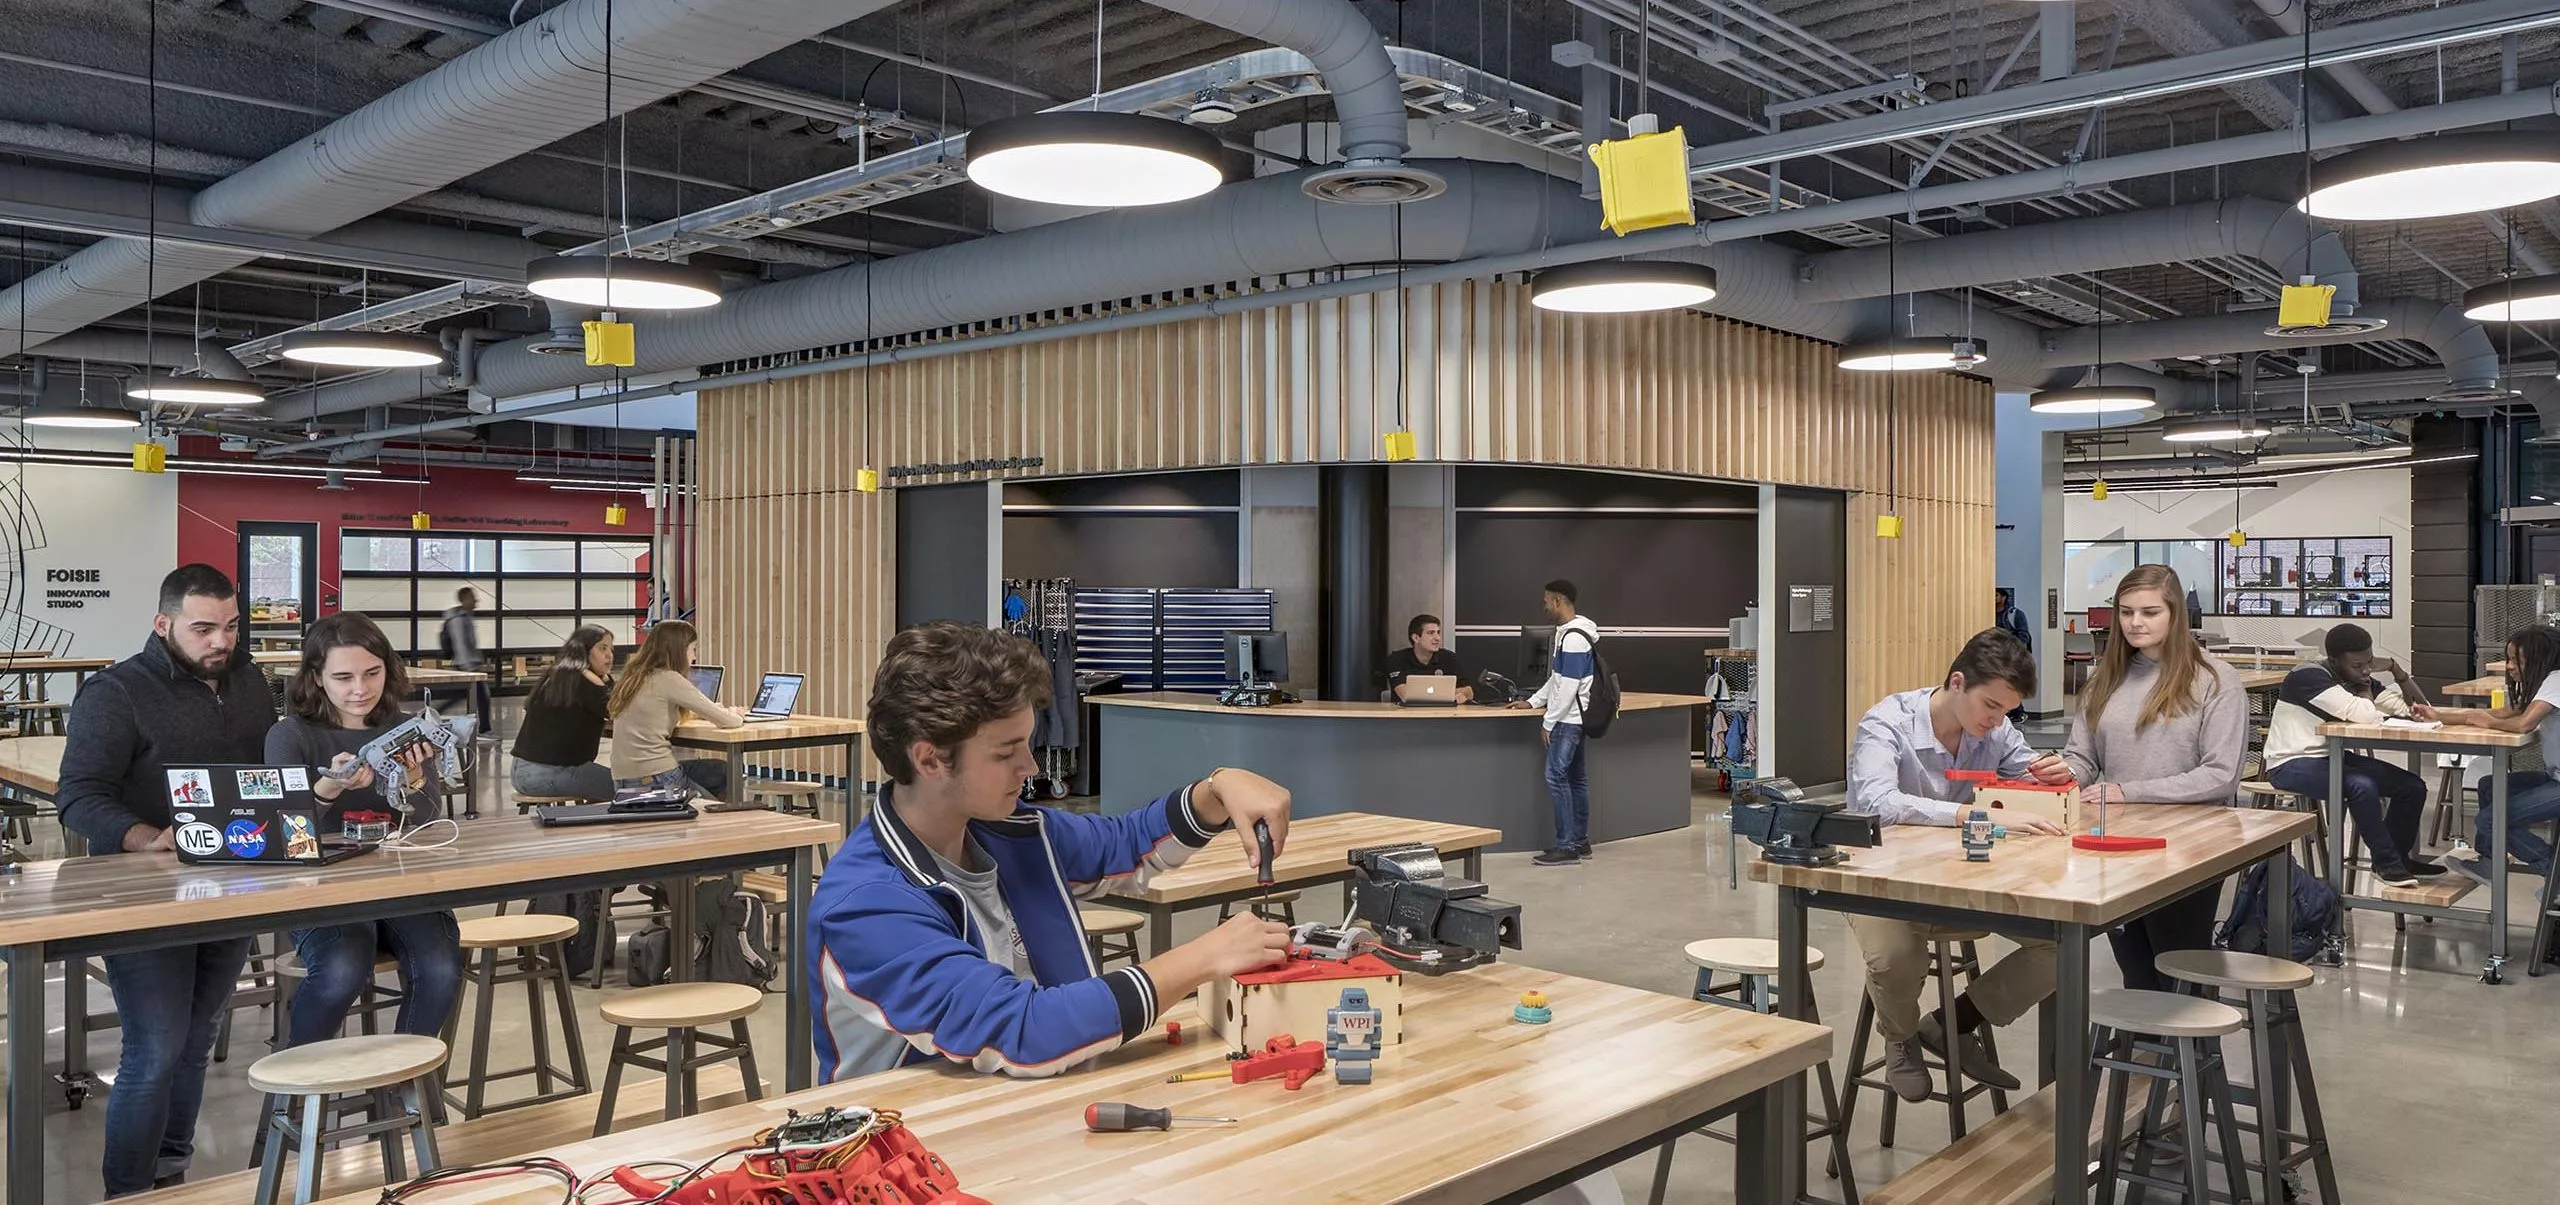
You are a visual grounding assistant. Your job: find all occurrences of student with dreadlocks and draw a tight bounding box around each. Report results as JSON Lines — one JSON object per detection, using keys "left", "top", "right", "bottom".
{"left": 2420, "top": 624, "right": 2560, "bottom": 886}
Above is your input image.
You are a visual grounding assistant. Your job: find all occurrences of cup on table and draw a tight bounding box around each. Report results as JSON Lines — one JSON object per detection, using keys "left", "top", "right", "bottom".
{"left": 2492, "top": 686, "right": 2509, "bottom": 711}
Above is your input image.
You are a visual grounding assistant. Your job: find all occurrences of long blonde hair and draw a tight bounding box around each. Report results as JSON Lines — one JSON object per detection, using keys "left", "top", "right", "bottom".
{"left": 608, "top": 620, "right": 698, "bottom": 717}
{"left": 2080, "top": 564, "right": 2207, "bottom": 731}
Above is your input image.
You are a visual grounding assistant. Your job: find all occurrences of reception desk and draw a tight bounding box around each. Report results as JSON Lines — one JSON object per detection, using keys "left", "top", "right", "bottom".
{"left": 1090, "top": 692, "right": 1712, "bottom": 852}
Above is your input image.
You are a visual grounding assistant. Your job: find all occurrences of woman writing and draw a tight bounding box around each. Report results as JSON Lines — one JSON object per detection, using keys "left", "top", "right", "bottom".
{"left": 510, "top": 625, "right": 617, "bottom": 801}
{"left": 2418, "top": 625, "right": 2560, "bottom": 884}
{"left": 608, "top": 619, "right": 741, "bottom": 795}
{"left": 265, "top": 613, "right": 462, "bottom": 1045}
{"left": 2059, "top": 565, "right": 2249, "bottom": 990}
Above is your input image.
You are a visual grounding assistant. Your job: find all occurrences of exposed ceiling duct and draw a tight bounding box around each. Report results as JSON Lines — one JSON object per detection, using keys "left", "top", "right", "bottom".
{"left": 0, "top": 0, "right": 905, "bottom": 358}
{"left": 28, "top": 330, "right": 254, "bottom": 382}
{"left": 2033, "top": 299, "right": 2504, "bottom": 391}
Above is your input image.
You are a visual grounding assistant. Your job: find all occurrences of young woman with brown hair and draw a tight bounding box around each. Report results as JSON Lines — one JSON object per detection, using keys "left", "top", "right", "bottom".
{"left": 607, "top": 619, "right": 741, "bottom": 794}
{"left": 2059, "top": 565, "right": 2249, "bottom": 990}
{"left": 509, "top": 624, "right": 617, "bottom": 801}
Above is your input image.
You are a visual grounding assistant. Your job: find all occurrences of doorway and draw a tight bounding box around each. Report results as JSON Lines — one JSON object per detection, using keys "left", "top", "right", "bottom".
{"left": 237, "top": 521, "right": 319, "bottom": 649}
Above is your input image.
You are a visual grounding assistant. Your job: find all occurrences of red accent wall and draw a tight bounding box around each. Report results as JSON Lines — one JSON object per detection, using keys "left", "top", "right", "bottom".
{"left": 175, "top": 445, "right": 656, "bottom": 618}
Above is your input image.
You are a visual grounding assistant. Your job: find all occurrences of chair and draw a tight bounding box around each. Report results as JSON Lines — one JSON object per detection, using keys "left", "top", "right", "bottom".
{"left": 248, "top": 1035, "right": 447, "bottom": 1204}
{"left": 592, "top": 983, "right": 764, "bottom": 1136}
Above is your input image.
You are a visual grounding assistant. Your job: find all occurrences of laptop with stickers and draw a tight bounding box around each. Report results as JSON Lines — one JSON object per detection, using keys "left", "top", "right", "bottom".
{"left": 165, "top": 764, "right": 372, "bottom": 866}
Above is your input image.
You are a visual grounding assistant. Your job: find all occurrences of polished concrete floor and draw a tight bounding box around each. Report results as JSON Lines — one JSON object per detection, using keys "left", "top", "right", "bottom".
{"left": 10, "top": 755, "right": 2557, "bottom": 1203}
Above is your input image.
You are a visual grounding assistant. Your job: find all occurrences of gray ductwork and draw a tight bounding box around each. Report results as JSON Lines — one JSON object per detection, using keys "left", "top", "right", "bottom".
{"left": 0, "top": 0, "right": 900, "bottom": 357}
{"left": 1143, "top": 0, "right": 1440, "bottom": 202}
{"left": 2034, "top": 299, "right": 2502, "bottom": 391}
{"left": 1798, "top": 197, "right": 2359, "bottom": 311}
{"left": 30, "top": 331, "right": 254, "bottom": 381}
{"left": 2523, "top": 378, "right": 2560, "bottom": 429}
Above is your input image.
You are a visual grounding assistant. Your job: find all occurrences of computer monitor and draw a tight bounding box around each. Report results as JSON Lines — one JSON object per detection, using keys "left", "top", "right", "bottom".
{"left": 1521, "top": 625, "right": 1555, "bottom": 681}
{"left": 1223, "top": 630, "right": 1289, "bottom": 686}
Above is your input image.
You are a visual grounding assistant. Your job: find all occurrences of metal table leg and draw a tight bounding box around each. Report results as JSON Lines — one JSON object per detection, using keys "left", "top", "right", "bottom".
{"left": 1149, "top": 907, "right": 1175, "bottom": 958}
{"left": 1774, "top": 890, "right": 1809, "bottom": 1205}
{"left": 2488, "top": 747, "right": 2511, "bottom": 982}
{"left": 2051, "top": 924, "right": 2091, "bottom": 1205}
{"left": 785, "top": 846, "right": 813, "bottom": 1092}
{"left": 724, "top": 749, "right": 747, "bottom": 807}
{"left": 2327, "top": 737, "right": 2347, "bottom": 894}
{"left": 8, "top": 943, "right": 48, "bottom": 1205}
{"left": 1733, "top": 1085, "right": 1776, "bottom": 1204}
{"left": 667, "top": 877, "right": 695, "bottom": 983}
{"left": 1461, "top": 849, "right": 1483, "bottom": 881}
{"left": 842, "top": 739, "right": 862, "bottom": 835}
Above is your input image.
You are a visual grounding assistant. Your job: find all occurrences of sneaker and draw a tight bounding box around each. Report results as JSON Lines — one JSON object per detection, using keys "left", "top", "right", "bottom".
{"left": 2403, "top": 856, "right": 2449, "bottom": 879}
{"left": 1573, "top": 842, "right": 1593, "bottom": 860}
{"left": 1531, "top": 847, "right": 1579, "bottom": 866}
{"left": 2440, "top": 847, "right": 2493, "bottom": 888}
{"left": 1884, "top": 1038, "right": 1933, "bottom": 1103}
{"left": 2371, "top": 862, "right": 2420, "bottom": 888}
{"left": 1918, "top": 1013, "right": 2022, "bottom": 1092}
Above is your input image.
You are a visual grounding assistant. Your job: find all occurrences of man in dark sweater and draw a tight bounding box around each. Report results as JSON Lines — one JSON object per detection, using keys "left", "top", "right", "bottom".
{"left": 59, "top": 565, "right": 278, "bottom": 1197}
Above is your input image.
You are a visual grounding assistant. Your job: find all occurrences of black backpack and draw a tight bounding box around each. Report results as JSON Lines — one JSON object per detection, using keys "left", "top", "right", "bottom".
{"left": 2215, "top": 853, "right": 2343, "bottom": 964}
{"left": 692, "top": 875, "right": 779, "bottom": 989}
{"left": 1566, "top": 628, "right": 1624, "bottom": 739}
{"left": 436, "top": 612, "right": 457, "bottom": 661}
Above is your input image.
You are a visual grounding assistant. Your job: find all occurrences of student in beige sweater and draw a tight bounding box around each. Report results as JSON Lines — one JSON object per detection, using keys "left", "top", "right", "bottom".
{"left": 2060, "top": 565, "right": 2248, "bottom": 992}
{"left": 608, "top": 619, "right": 742, "bottom": 795}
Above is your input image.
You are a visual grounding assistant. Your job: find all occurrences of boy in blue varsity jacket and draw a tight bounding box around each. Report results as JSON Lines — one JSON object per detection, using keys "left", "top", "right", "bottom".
{"left": 812, "top": 621, "right": 1296, "bottom": 1082}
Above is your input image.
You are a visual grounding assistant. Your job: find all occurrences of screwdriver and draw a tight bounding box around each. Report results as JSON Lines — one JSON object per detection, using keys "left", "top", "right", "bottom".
{"left": 1253, "top": 818, "right": 1276, "bottom": 912}
{"left": 1085, "top": 1102, "right": 1240, "bottom": 1132}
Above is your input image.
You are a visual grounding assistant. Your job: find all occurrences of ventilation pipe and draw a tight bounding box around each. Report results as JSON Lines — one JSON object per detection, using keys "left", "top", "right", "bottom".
{"left": 0, "top": 0, "right": 903, "bottom": 356}
{"left": 2033, "top": 300, "right": 2502, "bottom": 394}
{"left": 1142, "top": 0, "right": 1443, "bottom": 203}
{"left": 32, "top": 331, "right": 254, "bottom": 381}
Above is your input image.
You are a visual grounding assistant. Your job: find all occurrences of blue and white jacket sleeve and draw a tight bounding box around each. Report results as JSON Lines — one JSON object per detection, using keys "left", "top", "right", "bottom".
{"left": 1051, "top": 783, "right": 1230, "bottom": 901}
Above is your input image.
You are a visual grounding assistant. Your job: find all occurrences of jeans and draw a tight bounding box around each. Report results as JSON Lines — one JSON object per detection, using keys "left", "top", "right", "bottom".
{"left": 1544, "top": 722, "right": 1590, "bottom": 849}
{"left": 2107, "top": 882, "right": 2225, "bottom": 992}
{"left": 2474, "top": 770, "right": 2560, "bottom": 875}
{"left": 617, "top": 759, "right": 728, "bottom": 797}
{"left": 100, "top": 937, "right": 252, "bottom": 1197}
{"left": 510, "top": 757, "right": 614, "bottom": 800}
{"left": 2269, "top": 752, "right": 2428, "bottom": 869}
{"left": 287, "top": 912, "right": 463, "bottom": 1047}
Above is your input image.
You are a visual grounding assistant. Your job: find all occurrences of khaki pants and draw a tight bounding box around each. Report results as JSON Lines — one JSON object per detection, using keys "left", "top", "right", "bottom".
{"left": 1846, "top": 915, "right": 2056, "bottom": 1045}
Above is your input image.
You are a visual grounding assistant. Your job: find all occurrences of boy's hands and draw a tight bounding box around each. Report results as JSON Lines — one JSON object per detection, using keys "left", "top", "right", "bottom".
{"left": 1191, "top": 768, "right": 1291, "bottom": 870}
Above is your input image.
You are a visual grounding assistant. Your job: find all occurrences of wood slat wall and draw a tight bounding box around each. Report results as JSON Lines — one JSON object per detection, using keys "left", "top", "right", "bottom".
{"left": 699, "top": 281, "right": 1993, "bottom": 775}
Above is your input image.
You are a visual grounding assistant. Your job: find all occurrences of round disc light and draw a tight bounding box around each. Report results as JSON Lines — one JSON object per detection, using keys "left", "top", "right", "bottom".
{"left": 125, "top": 374, "right": 267, "bottom": 407}
{"left": 14, "top": 404, "right": 144, "bottom": 429}
{"left": 279, "top": 330, "right": 445, "bottom": 368}
{"left": 2160, "top": 416, "right": 2275, "bottom": 442}
{"left": 2461, "top": 274, "right": 2560, "bottom": 323}
{"left": 1838, "top": 336, "right": 1991, "bottom": 372}
{"left": 1529, "top": 261, "right": 1719, "bottom": 314}
{"left": 2028, "top": 385, "right": 2159, "bottom": 415}
{"left": 2299, "top": 132, "right": 2560, "bottom": 221}
{"left": 525, "top": 256, "right": 724, "bottom": 310}
{"left": 964, "top": 112, "right": 1225, "bottom": 208}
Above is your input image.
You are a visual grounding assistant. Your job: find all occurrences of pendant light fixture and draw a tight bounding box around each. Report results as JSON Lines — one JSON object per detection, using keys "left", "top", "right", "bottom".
{"left": 278, "top": 330, "right": 444, "bottom": 368}
{"left": 123, "top": 7, "right": 264, "bottom": 410}
{"left": 2299, "top": 133, "right": 2560, "bottom": 222}
{"left": 2029, "top": 264, "right": 2155, "bottom": 414}
{"left": 964, "top": 3, "right": 1223, "bottom": 209}
{"left": 2463, "top": 274, "right": 2560, "bottom": 323}
{"left": 1529, "top": 260, "right": 1719, "bottom": 314}
{"left": 2161, "top": 415, "right": 2276, "bottom": 442}
{"left": 126, "top": 374, "right": 269, "bottom": 407}
{"left": 1838, "top": 336, "right": 1991, "bottom": 372}
{"left": 15, "top": 405, "right": 144, "bottom": 429}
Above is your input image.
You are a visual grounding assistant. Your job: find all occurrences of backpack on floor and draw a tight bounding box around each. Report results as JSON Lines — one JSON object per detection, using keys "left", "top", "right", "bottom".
{"left": 2215, "top": 852, "right": 2342, "bottom": 964}
{"left": 625, "top": 921, "right": 673, "bottom": 988}
{"left": 692, "top": 874, "right": 778, "bottom": 989}
{"left": 526, "top": 890, "right": 608, "bottom": 979}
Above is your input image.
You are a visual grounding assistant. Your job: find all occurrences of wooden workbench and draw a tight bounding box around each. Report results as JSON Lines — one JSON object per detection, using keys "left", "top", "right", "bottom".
{"left": 1091, "top": 691, "right": 1711, "bottom": 718}
{"left": 2317, "top": 720, "right": 2537, "bottom": 981}
{"left": 669, "top": 716, "right": 867, "bottom": 827}
{"left": 2441, "top": 674, "right": 2502, "bottom": 700}
{"left": 308, "top": 962, "right": 1833, "bottom": 1205}
{"left": 1102, "top": 811, "right": 1502, "bottom": 955}
{"left": 0, "top": 737, "right": 62, "bottom": 800}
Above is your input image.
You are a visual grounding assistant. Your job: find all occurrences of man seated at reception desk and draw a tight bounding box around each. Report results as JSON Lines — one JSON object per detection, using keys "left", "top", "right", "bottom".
{"left": 1383, "top": 614, "right": 1472, "bottom": 703}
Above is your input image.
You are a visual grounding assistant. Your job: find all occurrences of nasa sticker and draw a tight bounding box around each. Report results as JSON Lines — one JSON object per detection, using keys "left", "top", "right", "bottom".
{"left": 223, "top": 819, "right": 268, "bottom": 858}
{"left": 174, "top": 823, "right": 223, "bottom": 858}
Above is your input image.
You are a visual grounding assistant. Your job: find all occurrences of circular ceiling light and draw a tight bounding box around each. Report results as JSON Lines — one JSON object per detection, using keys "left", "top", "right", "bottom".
{"left": 2160, "top": 416, "right": 2275, "bottom": 442}
{"left": 125, "top": 374, "right": 267, "bottom": 407}
{"left": 964, "top": 112, "right": 1224, "bottom": 208}
{"left": 2298, "top": 132, "right": 2560, "bottom": 221}
{"left": 2461, "top": 274, "right": 2560, "bottom": 323}
{"left": 525, "top": 256, "right": 724, "bottom": 310}
{"left": 278, "top": 330, "right": 445, "bottom": 369}
{"left": 1837, "top": 336, "right": 1991, "bottom": 372}
{"left": 1529, "top": 261, "right": 1719, "bottom": 314}
{"left": 13, "top": 404, "right": 144, "bottom": 429}
{"left": 2027, "top": 384, "right": 2159, "bottom": 414}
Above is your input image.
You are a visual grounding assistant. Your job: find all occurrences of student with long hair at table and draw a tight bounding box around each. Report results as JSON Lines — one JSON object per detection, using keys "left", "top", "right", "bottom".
{"left": 607, "top": 619, "right": 740, "bottom": 795}
{"left": 2419, "top": 624, "right": 2560, "bottom": 886}
{"left": 510, "top": 625, "right": 617, "bottom": 801}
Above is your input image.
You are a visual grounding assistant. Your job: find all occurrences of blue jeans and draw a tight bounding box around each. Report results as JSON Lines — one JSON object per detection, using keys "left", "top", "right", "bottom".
{"left": 1545, "top": 722, "right": 1591, "bottom": 849}
{"left": 287, "top": 912, "right": 463, "bottom": 1047}
{"left": 2269, "top": 752, "right": 2428, "bottom": 869}
{"left": 616, "top": 759, "right": 728, "bottom": 797}
{"left": 100, "top": 937, "right": 252, "bottom": 1197}
{"left": 2474, "top": 770, "right": 2560, "bottom": 876}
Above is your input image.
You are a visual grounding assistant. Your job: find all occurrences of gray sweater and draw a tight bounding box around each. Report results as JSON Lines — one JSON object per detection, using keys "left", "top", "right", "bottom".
{"left": 266, "top": 713, "right": 450, "bottom": 827}
{"left": 2060, "top": 653, "right": 2247, "bottom": 805}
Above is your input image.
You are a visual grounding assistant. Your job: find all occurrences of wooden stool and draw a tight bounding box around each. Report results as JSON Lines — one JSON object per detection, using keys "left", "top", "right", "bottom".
{"left": 510, "top": 794, "right": 587, "bottom": 816}
{"left": 1838, "top": 932, "right": 2012, "bottom": 1152}
{"left": 1215, "top": 890, "right": 1301, "bottom": 925}
{"left": 274, "top": 951, "right": 408, "bottom": 1042}
{"left": 749, "top": 777, "right": 826, "bottom": 813}
{"left": 593, "top": 983, "right": 764, "bottom": 1136}
{"left": 248, "top": 1034, "right": 447, "bottom": 1204}
{"left": 1651, "top": 939, "right": 1856, "bottom": 1205}
{"left": 1079, "top": 906, "right": 1145, "bottom": 970}
{"left": 10, "top": 700, "right": 66, "bottom": 736}
{"left": 442, "top": 915, "right": 591, "bottom": 1120}
{"left": 2238, "top": 780, "right": 2331, "bottom": 882}
{"left": 2156, "top": 950, "right": 2340, "bottom": 1205}
{"left": 2089, "top": 988, "right": 2252, "bottom": 1205}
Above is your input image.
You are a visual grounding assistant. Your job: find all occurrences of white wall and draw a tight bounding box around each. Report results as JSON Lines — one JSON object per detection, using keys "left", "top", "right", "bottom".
{"left": 2062, "top": 467, "right": 2414, "bottom": 658}
{"left": 2, "top": 429, "right": 179, "bottom": 665}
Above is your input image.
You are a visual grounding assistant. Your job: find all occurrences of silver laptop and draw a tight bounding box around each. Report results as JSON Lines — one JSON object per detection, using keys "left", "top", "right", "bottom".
{"left": 1397, "top": 674, "right": 1462, "bottom": 707}
{"left": 740, "top": 672, "right": 805, "bottom": 723}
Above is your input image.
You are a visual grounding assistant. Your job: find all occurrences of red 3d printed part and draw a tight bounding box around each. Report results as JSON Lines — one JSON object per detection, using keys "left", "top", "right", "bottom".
{"left": 2073, "top": 834, "right": 2168, "bottom": 851}
{"left": 1229, "top": 1034, "right": 1326, "bottom": 1089}
{"left": 607, "top": 1107, "right": 990, "bottom": 1205}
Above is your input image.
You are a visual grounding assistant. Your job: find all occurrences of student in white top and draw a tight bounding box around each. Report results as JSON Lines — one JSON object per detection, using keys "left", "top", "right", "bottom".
{"left": 2260, "top": 623, "right": 2444, "bottom": 887}
{"left": 1513, "top": 579, "right": 1601, "bottom": 866}
{"left": 2418, "top": 624, "right": 2560, "bottom": 884}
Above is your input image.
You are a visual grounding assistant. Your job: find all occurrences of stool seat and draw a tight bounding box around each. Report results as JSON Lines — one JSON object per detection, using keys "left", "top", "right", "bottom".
{"left": 1079, "top": 906, "right": 1145, "bottom": 935}
{"left": 1924, "top": 929, "right": 1991, "bottom": 943}
{"left": 751, "top": 779, "right": 824, "bottom": 797}
{"left": 1682, "top": 938, "right": 1824, "bottom": 976}
{"left": 248, "top": 1035, "right": 448, "bottom": 1095}
{"left": 2155, "top": 949, "right": 2316, "bottom": 992}
{"left": 2237, "top": 780, "right": 2302, "bottom": 802}
{"left": 740, "top": 871, "right": 791, "bottom": 904}
{"left": 457, "top": 914, "right": 581, "bottom": 950}
{"left": 600, "top": 982, "right": 763, "bottom": 1029}
{"left": 2088, "top": 987, "right": 2246, "bottom": 1037}
{"left": 274, "top": 952, "right": 400, "bottom": 979}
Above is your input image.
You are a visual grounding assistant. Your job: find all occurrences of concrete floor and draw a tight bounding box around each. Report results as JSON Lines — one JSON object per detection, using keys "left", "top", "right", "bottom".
{"left": 13, "top": 753, "right": 2558, "bottom": 1203}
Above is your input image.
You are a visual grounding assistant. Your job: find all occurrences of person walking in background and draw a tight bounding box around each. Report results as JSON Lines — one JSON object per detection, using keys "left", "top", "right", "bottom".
{"left": 438, "top": 586, "right": 490, "bottom": 730}
{"left": 58, "top": 565, "right": 279, "bottom": 1196}
{"left": 1995, "top": 588, "right": 2034, "bottom": 723}
{"left": 1515, "top": 579, "right": 1600, "bottom": 866}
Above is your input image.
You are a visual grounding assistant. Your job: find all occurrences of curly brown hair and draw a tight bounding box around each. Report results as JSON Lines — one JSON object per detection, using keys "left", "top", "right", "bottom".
{"left": 868, "top": 622, "right": 1054, "bottom": 784}
{"left": 285, "top": 612, "right": 410, "bottom": 727}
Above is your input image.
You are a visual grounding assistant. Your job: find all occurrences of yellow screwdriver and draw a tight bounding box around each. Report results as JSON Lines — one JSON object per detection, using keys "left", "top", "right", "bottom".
{"left": 1165, "top": 1069, "right": 1229, "bottom": 1084}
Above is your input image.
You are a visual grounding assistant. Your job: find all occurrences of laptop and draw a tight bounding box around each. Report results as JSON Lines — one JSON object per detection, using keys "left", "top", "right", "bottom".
{"left": 740, "top": 672, "right": 805, "bottom": 722}
{"left": 166, "top": 765, "right": 371, "bottom": 866}
{"left": 689, "top": 664, "right": 725, "bottom": 700}
{"left": 1396, "top": 674, "right": 1463, "bottom": 707}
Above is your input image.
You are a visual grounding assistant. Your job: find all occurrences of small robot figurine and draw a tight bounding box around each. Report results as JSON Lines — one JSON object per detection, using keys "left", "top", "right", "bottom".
{"left": 1961, "top": 809, "right": 2007, "bottom": 862}
{"left": 1326, "top": 987, "right": 1382, "bottom": 1085}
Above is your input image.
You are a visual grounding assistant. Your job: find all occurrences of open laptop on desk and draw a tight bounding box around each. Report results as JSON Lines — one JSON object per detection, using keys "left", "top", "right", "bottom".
{"left": 1395, "top": 675, "right": 1463, "bottom": 707}
{"left": 689, "top": 664, "right": 725, "bottom": 700}
{"left": 740, "top": 671, "right": 805, "bottom": 722}
{"left": 165, "top": 765, "right": 371, "bottom": 865}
